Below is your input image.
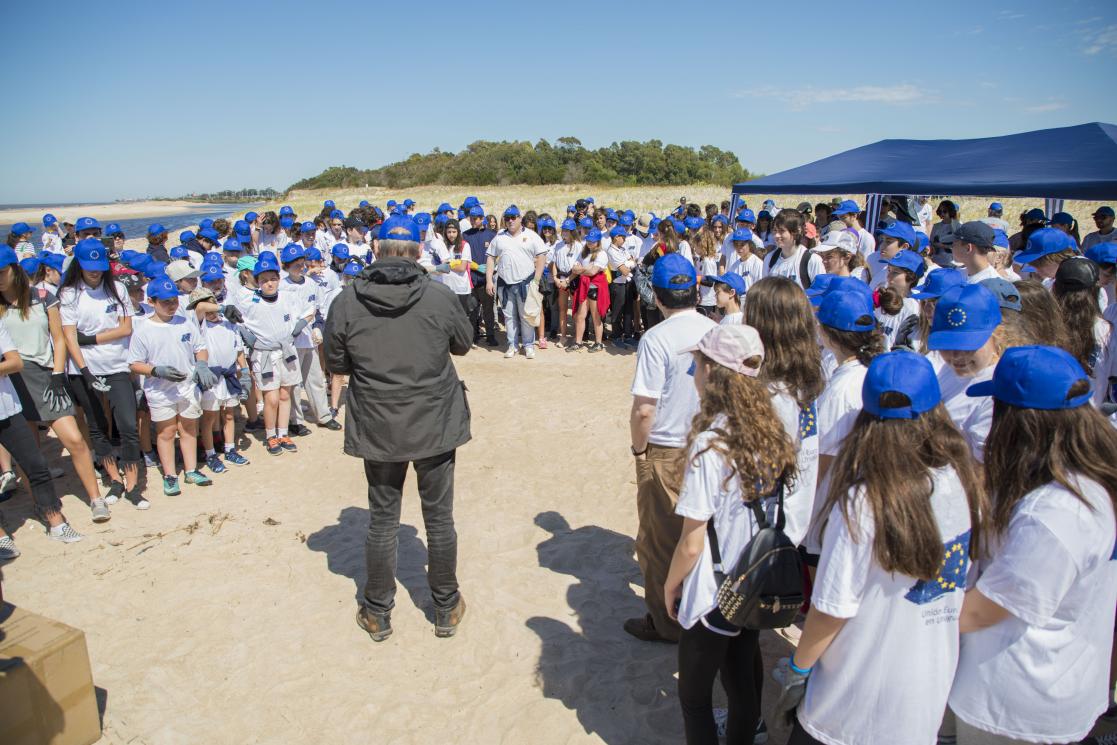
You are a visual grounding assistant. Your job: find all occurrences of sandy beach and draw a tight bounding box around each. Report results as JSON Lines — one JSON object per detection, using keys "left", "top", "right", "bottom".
{"left": 0, "top": 343, "right": 797, "bottom": 745}
{"left": 0, "top": 201, "right": 225, "bottom": 225}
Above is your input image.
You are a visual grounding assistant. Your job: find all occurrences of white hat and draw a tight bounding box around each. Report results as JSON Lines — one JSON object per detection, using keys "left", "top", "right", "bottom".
{"left": 166, "top": 260, "right": 199, "bottom": 282}
{"left": 811, "top": 230, "right": 858, "bottom": 254}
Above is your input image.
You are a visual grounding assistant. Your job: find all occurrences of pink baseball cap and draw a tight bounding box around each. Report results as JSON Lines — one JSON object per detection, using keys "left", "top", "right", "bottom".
{"left": 681, "top": 324, "right": 765, "bottom": 376}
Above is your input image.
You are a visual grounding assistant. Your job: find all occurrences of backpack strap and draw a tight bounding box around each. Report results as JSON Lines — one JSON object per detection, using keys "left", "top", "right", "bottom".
{"left": 799, "top": 251, "right": 812, "bottom": 290}
{"left": 707, "top": 476, "right": 786, "bottom": 572}
{"left": 706, "top": 520, "right": 723, "bottom": 572}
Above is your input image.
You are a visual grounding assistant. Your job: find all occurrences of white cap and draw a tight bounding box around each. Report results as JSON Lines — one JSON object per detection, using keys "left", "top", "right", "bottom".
{"left": 810, "top": 230, "right": 858, "bottom": 254}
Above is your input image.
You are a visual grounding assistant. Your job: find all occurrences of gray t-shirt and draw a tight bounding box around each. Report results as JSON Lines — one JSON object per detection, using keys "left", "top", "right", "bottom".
{"left": 1, "top": 289, "right": 58, "bottom": 368}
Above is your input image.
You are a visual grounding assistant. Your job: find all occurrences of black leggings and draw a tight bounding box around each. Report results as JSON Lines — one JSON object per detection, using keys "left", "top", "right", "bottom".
{"left": 677, "top": 621, "right": 760, "bottom": 745}
{"left": 786, "top": 720, "right": 825, "bottom": 744}
{"left": 0, "top": 412, "right": 59, "bottom": 515}
{"left": 68, "top": 371, "right": 140, "bottom": 463}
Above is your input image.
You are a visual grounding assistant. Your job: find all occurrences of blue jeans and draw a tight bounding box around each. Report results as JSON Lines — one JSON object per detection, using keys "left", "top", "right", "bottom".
{"left": 498, "top": 278, "right": 535, "bottom": 350}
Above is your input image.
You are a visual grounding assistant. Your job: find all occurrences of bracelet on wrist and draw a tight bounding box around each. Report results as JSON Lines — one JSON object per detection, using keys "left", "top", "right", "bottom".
{"left": 788, "top": 655, "right": 812, "bottom": 675}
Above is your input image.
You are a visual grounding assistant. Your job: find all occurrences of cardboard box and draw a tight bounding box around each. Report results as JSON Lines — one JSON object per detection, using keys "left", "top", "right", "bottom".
{"left": 0, "top": 603, "right": 101, "bottom": 745}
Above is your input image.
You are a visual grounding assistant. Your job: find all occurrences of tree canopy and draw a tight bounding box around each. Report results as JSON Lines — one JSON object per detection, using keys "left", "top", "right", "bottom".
{"left": 288, "top": 139, "right": 751, "bottom": 191}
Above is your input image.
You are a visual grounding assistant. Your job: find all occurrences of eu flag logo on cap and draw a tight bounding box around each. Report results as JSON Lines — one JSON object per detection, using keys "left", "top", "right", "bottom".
{"left": 905, "top": 530, "right": 970, "bottom": 605}
{"left": 798, "top": 403, "right": 818, "bottom": 439}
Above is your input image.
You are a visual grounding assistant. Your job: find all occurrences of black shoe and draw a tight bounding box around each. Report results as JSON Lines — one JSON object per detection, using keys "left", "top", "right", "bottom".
{"left": 622, "top": 614, "right": 677, "bottom": 643}
{"left": 356, "top": 607, "right": 393, "bottom": 642}
{"left": 244, "top": 419, "right": 264, "bottom": 432}
{"left": 434, "top": 596, "right": 467, "bottom": 638}
{"left": 289, "top": 424, "right": 312, "bottom": 437}
{"left": 318, "top": 419, "right": 342, "bottom": 431}
{"left": 485, "top": 337, "right": 499, "bottom": 347}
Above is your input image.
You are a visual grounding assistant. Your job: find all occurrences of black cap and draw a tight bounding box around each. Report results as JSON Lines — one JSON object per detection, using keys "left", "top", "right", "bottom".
{"left": 343, "top": 216, "right": 366, "bottom": 230}
{"left": 953, "top": 221, "right": 995, "bottom": 249}
{"left": 1054, "top": 256, "right": 1099, "bottom": 291}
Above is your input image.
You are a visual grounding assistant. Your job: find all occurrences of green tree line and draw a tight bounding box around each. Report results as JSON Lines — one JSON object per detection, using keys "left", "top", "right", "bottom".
{"left": 288, "top": 138, "right": 752, "bottom": 191}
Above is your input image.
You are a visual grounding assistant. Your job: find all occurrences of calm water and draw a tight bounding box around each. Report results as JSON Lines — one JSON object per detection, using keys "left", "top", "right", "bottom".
{"left": 0, "top": 203, "right": 262, "bottom": 243}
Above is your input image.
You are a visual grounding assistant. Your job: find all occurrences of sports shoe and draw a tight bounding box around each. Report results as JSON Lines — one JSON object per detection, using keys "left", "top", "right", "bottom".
{"left": 588, "top": 342, "right": 604, "bottom": 353}
{"left": 163, "top": 475, "right": 181, "bottom": 496}
{"left": 184, "top": 470, "right": 213, "bottom": 486}
{"left": 47, "top": 522, "right": 84, "bottom": 544}
{"left": 434, "top": 596, "right": 467, "bottom": 638}
{"left": 143, "top": 451, "right": 160, "bottom": 469}
{"left": 244, "top": 418, "right": 264, "bottom": 432}
{"left": 485, "top": 337, "right": 499, "bottom": 347}
{"left": 224, "top": 449, "right": 249, "bottom": 466}
{"left": 104, "top": 480, "right": 125, "bottom": 505}
{"left": 266, "top": 437, "right": 283, "bottom": 456}
{"left": 525, "top": 346, "right": 536, "bottom": 360}
{"left": 205, "top": 454, "right": 228, "bottom": 474}
{"left": 0, "top": 469, "right": 19, "bottom": 494}
{"left": 128, "top": 489, "right": 151, "bottom": 510}
{"left": 0, "top": 535, "right": 19, "bottom": 560}
{"left": 319, "top": 419, "right": 342, "bottom": 431}
{"left": 278, "top": 436, "right": 298, "bottom": 453}
{"left": 90, "top": 498, "right": 111, "bottom": 523}
{"left": 289, "top": 424, "right": 312, "bottom": 437}
{"left": 504, "top": 347, "right": 516, "bottom": 359}
{"left": 356, "top": 607, "right": 393, "bottom": 642}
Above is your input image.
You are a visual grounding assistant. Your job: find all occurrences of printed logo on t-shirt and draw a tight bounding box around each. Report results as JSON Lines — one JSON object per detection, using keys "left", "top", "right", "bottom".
{"left": 106, "top": 302, "right": 117, "bottom": 313}
{"left": 904, "top": 530, "right": 970, "bottom": 605}
{"left": 283, "top": 314, "right": 291, "bottom": 322}
{"left": 799, "top": 403, "right": 818, "bottom": 439}
{"left": 180, "top": 333, "right": 191, "bottom": 343}
{"left": 308, "top": 294, "right": 316, "bottom": 302}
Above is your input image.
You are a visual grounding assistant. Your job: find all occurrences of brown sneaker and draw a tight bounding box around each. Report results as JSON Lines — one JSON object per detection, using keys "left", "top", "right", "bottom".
{"left": 356, "top": 607, "right": 393, "bottom": 642}
{"left": 623, "top": 614, "right": 678, "bottom": 644}
{"left": 434, "top": 595, "right": 466, "bottom": 638}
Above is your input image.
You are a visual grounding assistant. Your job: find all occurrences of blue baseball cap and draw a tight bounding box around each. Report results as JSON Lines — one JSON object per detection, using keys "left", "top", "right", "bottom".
{"left": 736, "top": 209, "right": 756, "bottom": 224}
{"left": 279, "top": 206, "right": 294, "bottom": 216}
{"left": 414, "top": 212, "right": 432, "bottom": 227}
{"left": 967, "top": 345, "right": 1092, "bottom": 410}
{"left": 714, "top": 272, "right": 747, "bottom": 296}
{"left": 462, "top": 196, "right": 482, "bottom": 209}
{"left": 10, "top": 222, "right": 33, "bottom": 236}
{"left": 758, "top": 210, "right": 772, "bottom": 221}
{"left": 605, "top": 209, "right": 618, "bottom": 222}
{"left": 324, "top": 199, "right": 335, "bottom": 208}
{"left": 223, "top": 238, "right": 245, "bottom": 253}
{"left": 584, "top": 197, "right": 595, "bottom": 204}
{"left": 331, "top": 243, "right": 350, "bottom": 260}
{"left": 202, "top": 251, "right": 223, "bottom": 266}
{"left": 927, "top": 284, "right": 1002, "bottom": 351}
{"left": 19, "top": 257, "right": 39, "bottom": 274}
{"left": 42, "top": 213, "right": 57, "bottom": 227}
{"left": 75, "top": 216, "right": 100, "bottom": 232}
{"left": 503, "top": 205, "right": 521, "bottom": 217}
{"left": 38, "top": 251, "right": 64, "bottom": 272}
{"left": 818, "top": 289, "right": 876, "bottom": 331}
{"left": 147, "top": 223, "right": 167, "bottom": 236}
{"left": 1085, "top": 242, "right": 1117, "bottom": 265}
{"left": 300, "top": 221, "right": 316, "bottom": 234}
{"left": 253, "top": 252, "right": 280, "bottom": 276}
{"left": 330, "top": 209, "right": 344, "bottom": 220}
{"left": 402, "top": 199, "right": 415, "bottom": 208}
{"left": 199, "top": 218, "right": 214, "bottom": 230}
{"left": 618, "top": 213, "right": 634, "bottom": 227}
{"left": 560, "top": 218, "right": 577, "bottom": 232}
{"left": 578, "top": 217, "right": 594, "bottom": 229}
{"left": 609, "top": 226, "right": 627, "bottom": 239}
{"left": 434, "top": 214, "right": 449, "bottom": 227}
{"left": 436, "top": 202, "right": 453, "bottom": 214}
{"left": 179, "top": 230, "right": 195, "bottom": 243}
{"left": 731, "top": 228, "right": 754, "bottom": 243}
{"left": 1049, "top": 211, "right": 1074, "bottom": 226}
{"left": 878, "top": 219, "right": 916, "bottom": 246}
{"left": 683, "top": 216, "right": 705, "bottom": 231}
{"left": 652, "top": 253, "right": 697, "bottom": 289}
{"left": 914, "top": 231, "right": 930, "bottom": 253}
{"left": 377, "top": 215, "right": 421, "bottom": 242}
{"left": 147, "top": 276, "right": 179, "bottom": 300}
{"left": 200, "top": 264, "right": 225, "bottom": 283}
{"left": 585, "top": 228, "right": 603, "bottom": 243}
{"left": 169, "top": 245, "right": 190, "bottom": 260}
{"left": 1014, "top": 227, "right": 1073, "bottom": 265}
{"left": 142, "top": 259, "right": 167, "bottom": 279}
{"left": 979, "top": 277, "right": 1022, "bottom": 312}
{"left": 74, "top": 237, "right": 110, "bottom": 271}
{"left": 387, "top": 200, "right": 397, "bottom": 208}
{"left": 198, "top": 227, "right": 221, "bottom": 243}
{"left": 863, "top": 350, "right": 941, "bottom": 420}
{"left": 911, "top": 268, "right": 966, "bottom": 300}
{"left": 468, "top": 206, "right": 485, "bottom": 218}
{"left": 103, "top": 223, "right": 123, "bottom": 237}
{"left": 359, "top": 200, "right": 371, "bottom": 209}
{"left": 343, "top": 260, "right": 362, "bottom": 276}
{"left": 304, "top": 246, "right": 323, "bottom": 261}
{"left": 537, "top": 217, "right": 556, "bottom": 230}
{"left": 884, "top": 249, "right": 926, "bottom": 278}
{"left": 832, "top": 199, "right": 860, "bottom": 216}
{"left": 988, "top": 202, "right": 1003, "bottom": 212}
{"left": 711, "top": 214, "right": 729, "bottom": 226}
{"left": 279, "top": 217, "right": 295, "bottom": 229}
{"left": 806, "top": 275, "right": 872, "bottom": 306}
{"left": 244, "top": 211, "right": 258, "bottom": 222}
{"left": 992, "top": 229, "right": 1010, "bottom": 249}
{"left": 234, "top": 219, "right": 251, "bottom": 235}
{"left": 0, "top": 246, "right": 17, "bottom": 268}
{"left": 280, "top": 244, "right": 306, "bottom": 264}
{"left": 803, "top": 274, "right": 836, "bottom": 303}
{"left": 671, "top": 219, "right": 687, "bottom": 235}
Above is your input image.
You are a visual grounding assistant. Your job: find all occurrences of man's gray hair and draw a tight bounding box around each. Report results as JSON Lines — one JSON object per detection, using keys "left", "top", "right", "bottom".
{"left": 379, "top": 227, "right": 421, "bottom": 260}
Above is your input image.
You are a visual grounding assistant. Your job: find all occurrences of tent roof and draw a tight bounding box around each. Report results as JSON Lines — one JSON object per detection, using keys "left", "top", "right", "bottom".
{"left": 732, "top": 122, "right": 1117, "bottom": 200}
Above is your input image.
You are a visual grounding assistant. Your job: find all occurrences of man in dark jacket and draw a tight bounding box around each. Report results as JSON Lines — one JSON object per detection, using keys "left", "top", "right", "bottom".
{"left": 324, "top": 215, "right": 473, "bottom": 643}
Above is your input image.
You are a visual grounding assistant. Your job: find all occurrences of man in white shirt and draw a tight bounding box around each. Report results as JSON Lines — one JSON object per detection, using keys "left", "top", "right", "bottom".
{"left": 1082, "top": 205, "right": 1116, "bottom": 251}
{"left": 627, "top": 253, "right": 716, "bottom": 643}
{"left": 485, "top": 205, "right": 548, "bottom": 359}
{"left": 951, "top": 222, "right": 1001, "bottom": 284}
{"left": 832, "top": 199, "right": 875, "bottom": 260}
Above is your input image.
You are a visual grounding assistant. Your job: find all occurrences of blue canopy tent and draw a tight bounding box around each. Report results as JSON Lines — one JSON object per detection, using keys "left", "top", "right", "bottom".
{"left": 732, "top": 122, "right": 1117, "bottom": 201}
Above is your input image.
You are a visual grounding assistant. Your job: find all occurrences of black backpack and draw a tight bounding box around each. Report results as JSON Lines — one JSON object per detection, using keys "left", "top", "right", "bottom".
{"left": 764, "top": 248, "right": 813, "bottom": 290}
{"left": 707, "top": 480, "right": 805, "bottom": 630}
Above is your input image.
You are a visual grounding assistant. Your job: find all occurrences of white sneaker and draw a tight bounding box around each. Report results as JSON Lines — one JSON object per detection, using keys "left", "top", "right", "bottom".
{"left": 0, "top": 535, "right": 18, "bottom": 560}
{"left": 504, "top": 348, "right": 516, "bottom": 359}
{"left": 90, "top": 498, "right": 111, "bottom": 523}
{"left": 0, "top": 469, "right": 19, "bottom": 494}
{"left": 525, "top": 346, "right": 535, "bottom": 360}
{"left": 48, "top": 522, "right": 84, "bottom": 544}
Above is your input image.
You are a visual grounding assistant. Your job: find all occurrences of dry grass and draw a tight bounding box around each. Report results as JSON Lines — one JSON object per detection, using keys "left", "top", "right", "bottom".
{"left": 262, "top": 185, "right": 1109, "bottom": 229}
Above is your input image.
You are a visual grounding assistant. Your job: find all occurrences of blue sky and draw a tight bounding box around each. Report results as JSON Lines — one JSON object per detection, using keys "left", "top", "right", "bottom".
{"left": 3, "top": 0, "right": 1115, "bottom": 203}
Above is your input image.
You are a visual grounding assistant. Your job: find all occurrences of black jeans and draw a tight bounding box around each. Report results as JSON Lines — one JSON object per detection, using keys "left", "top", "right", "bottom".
{"left": 787, "top": 720, "right": 824, "bottom": 744}
{"left": 678, "top": 621, "right": 760, "bottom": 745}
{"left": 470, "top": 283, "right": 496, "bottom": 341}
{"left": 608, "top": 282, "right": 635, "bottom": 339}
{"left": 0, "top": 412, "right": 59, "bottom": 515}
{"left": 456, "top": 293, "right": 480, "bottom": 328}
{"left": 362, "top": 450, "right": 460, "bottom": 614}
{"left": 68, "top": 371, "right": 140, "bottom": 463}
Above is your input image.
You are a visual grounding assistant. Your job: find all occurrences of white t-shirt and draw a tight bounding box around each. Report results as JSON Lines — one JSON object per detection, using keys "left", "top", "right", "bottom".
{"left": 875, "top": 297, "right": 919, "bottom": 352}
{"left": 631, "top": 309, "right": 717, "bottom": 448}
{"left": 864, "top": 250, "right": 889, "bottom": 290}
{"left": 59, "top": 280, "right": 135, "bottom": 376}
{"left": 799, "top": 467, "right": 972, "bottom": 745}
{"left": 938, "top": 363, "right": 995, "bottom": 463}
{"left": 697, "top": 256, "right": 719, "bottom": 306}
{"left": 279, "top": 275, "right": 321, "bottom": 349}
{"left": 606, "top": 243, "right": 634, "bottom": 284}
{"left": 764, "top": 245, "right": 825, "bottom": 289}
{"left": 638, "top": 234, "right": 659, "bottom": 261}
{"left": 0, "top": 322, "right": 24, "bottom": 420}
{"left": 487, "top": 229, "right": 548, "bottom": 283}
{"left": 1082, "top": 228, "right": 1117, "bottom": 252}
{"left": 770, "top": 385, "right": 819, "bottom": 547}
{"left": 439, "top": 243, "right": 474, "bottom": 296}
{"left": 718, "top": 311, "right": 743, "bottom": 326}
{"left": 949, "top": 477, "right": 1117, "bottom": 743}
{"left": 199, "top": 318, "right": 244, "bottom": 400}
{"left": 127, "top": 315, "right": 205, "bottom": 409}
{"left": 725, "top": 253, "right": 764, "bottom": 293}
{"left": 965, "top": 264, "right": 1000, "bottom": 284}
{"left": 235, "top": 290, "right": 311, "bottom": 349}
{"left": 674, "top": 422, "right": 759, "bottom": 631}
{"left": 552, "top": 240, "right": 581, "bottom": 275}
{"left": 854, "top": 227, "right": 876, "bottom": 261}
{"left": 720, "top": 234, "right": 765, "bottom": 265}
{"left": 577, "top": 249, "right": 608, "bottom": 272}
{"left": 979, "top": 216, "right": 1011, "bottom": 233}
{"left": 41, "top": 231, "right": 64, "bottom": 255}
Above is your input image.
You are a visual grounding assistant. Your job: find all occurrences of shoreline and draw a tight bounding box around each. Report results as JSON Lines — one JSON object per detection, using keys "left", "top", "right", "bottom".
{"left": 0, "top": 200, "right": 237, "bottom": 224}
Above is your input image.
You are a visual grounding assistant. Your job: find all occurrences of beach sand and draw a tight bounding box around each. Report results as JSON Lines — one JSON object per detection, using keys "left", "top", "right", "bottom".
{"left": 0, "top": 201, "right": 223, "bottom": 225}
{"left": 1, "top": 342, "right": 798, "bottom": 745}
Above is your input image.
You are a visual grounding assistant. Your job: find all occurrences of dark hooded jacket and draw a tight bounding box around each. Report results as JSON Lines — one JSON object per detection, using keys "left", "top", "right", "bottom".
{"left": 324, "top": 257, "right": 473, "bottom": 461}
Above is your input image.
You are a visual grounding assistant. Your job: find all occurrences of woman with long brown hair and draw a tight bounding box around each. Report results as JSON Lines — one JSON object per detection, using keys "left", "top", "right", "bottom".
{"left": 663, "top": 324, "right": 798, "bottom": 745}
{"left": 998, "top": 278, "right": 1068, "bottom": 349}
{"left": 1051, "top": 257, "right": 1112, "bottom": 402}
{"left": 775, "top": 350, "right": 984, "bottom": 745}
{"left": 951, "top": 346, "right": 1117, "bottom": 744}
{"left": 570, "top": 229, "right": 610, "bottom": 352}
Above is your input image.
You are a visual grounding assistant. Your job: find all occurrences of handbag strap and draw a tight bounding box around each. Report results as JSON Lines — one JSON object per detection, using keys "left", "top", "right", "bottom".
{"left": 706, "top": 476, "right": 786, "bottom": 573}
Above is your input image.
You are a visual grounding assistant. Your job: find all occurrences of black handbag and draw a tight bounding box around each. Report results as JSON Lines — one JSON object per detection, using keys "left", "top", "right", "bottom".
{"left": 707, "top": 479, "right": 805, "bottom": 630}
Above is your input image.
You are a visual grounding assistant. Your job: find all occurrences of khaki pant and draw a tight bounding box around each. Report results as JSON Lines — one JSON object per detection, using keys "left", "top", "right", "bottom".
{"left": 635, "top": 443, "right": 686, "bottom": 641}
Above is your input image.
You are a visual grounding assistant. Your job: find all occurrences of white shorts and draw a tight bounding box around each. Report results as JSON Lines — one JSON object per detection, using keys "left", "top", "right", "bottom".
{"left": 250, "top": 349, "right": 301, "bottom": 392}
{"left": 200, "top": 390, "right": 238, "bottom": 412}
{"left": 150, "top": 397, "right": 202, "bottom": 423}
